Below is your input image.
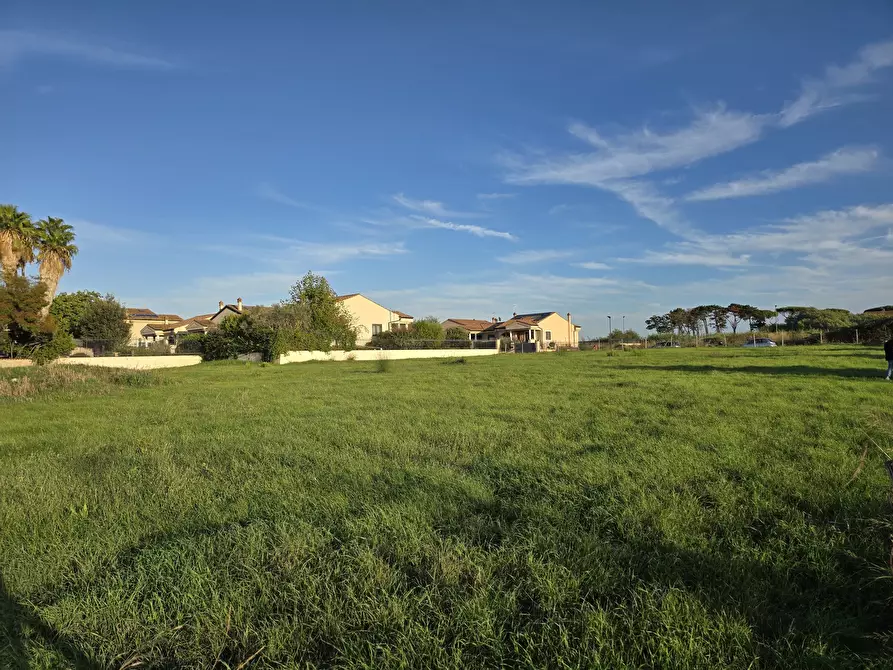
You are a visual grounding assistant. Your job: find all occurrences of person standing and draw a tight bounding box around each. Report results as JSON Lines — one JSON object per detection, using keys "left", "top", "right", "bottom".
{"left": 886, "top": 337, "right": 893, "bottom": 381}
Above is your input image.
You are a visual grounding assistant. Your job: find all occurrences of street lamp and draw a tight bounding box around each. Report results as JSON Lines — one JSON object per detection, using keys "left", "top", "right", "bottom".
{"left": 607, "top": 315, "right": 612, "bottom": 338}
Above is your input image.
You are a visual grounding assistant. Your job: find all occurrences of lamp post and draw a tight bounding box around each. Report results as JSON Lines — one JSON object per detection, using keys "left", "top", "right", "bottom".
{"left": 607, "top": 315, "right": 612, "bottom": 340}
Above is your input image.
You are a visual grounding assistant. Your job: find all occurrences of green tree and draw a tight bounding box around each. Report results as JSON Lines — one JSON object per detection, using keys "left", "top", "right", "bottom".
{"left": 727, "top": 304, "right": 746, "bottom": 334}
{"left": 0, "top": 205, "right": 36, "bottom": 276}
{"left": 0, "top": 271, "right": 73, "bottom": 362}
{"left": 667, "top": 308, "right": 687, "bottom": 337}
{"left": 36, "top": 217, "right": 78, "bottom": 310}
{"left": 412, "top": 316, "right": 444, "bottom": 345}
{"left": 706, "top": 306, "right": 728, "bottom": 334}
{"left": 79, "top": 296, "right": 131, "bottom": 350}
{"left": 444, "top": 326, "right": 468, "bottom": 341}
{"left": 645, "top": 313, "right": 673, "bottom": 334}
{"left": 50, "top": 290, "right": 103, "bottom": 337}
{"left": 287, "top": 272, "right": 357, "bottom": 350}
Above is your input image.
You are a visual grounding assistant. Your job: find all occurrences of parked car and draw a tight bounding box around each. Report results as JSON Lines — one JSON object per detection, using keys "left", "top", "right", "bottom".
{"left": 652, "top": 341, "right": 681, "bottom": 348}
{"left": 742, "top": 338, "right": 777, "bottom": 348}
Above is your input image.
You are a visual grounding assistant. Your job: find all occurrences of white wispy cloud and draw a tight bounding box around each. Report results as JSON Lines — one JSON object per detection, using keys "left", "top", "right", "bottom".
{"left": 0, "top": 30, "right": 176, "bottom": 70}
{"left": 504, "top": 107, "right": 770, "bottom": 236}
{"left": 617, "top": 251, "right": 751, "bottom": 267}
{"left": 780, "top": 38, "right": 893, "bottom": 127}
{"left": 574, "top": 261, "right": 612, "bottom": 270}
{"left": 507, "top": 107, "right": 769, "bottom": 186}
{"left": 497, "top": 249, "right": 574, "bottom": 264}
{"left": 419, "top": 217, "right": 517, "bottom": 241}
{"left": 70, "top": 220, "right": 158, "bottom": 245}
{"left": 477, "top": 192, "right": 516, "bottom": 200}
{"left": 705, "top": 203, "right": 893, "bottom": 254}
{"left": 686, "top": 147, "right": 880, "bottom": 201}
{"left": 393, "top": 193, "right": 482, "bottom": 218}
{"left": 392, "top": 193, "right": 448, "bottom": 216}
{"left": 256, "top": 183, "right": 333, "bottom": 214}
{"left": 209, "top": 238, "right": 408, "bottom": 266}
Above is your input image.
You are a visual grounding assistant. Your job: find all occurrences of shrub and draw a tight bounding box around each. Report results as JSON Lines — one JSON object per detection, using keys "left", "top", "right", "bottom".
{"left": 31, "top": 330, "right": 76, "bottom": 365}
{"left": 200, "top": 330, "right": 241, "bottom": 361}
{"left": 77, "top": 295, "right": 130, "bottom": 350}
{"left": 375, "top": 354, "right": 393, "bottom": 373}
{"left": 176, "top": 334, "right": 205, "bottom": 354}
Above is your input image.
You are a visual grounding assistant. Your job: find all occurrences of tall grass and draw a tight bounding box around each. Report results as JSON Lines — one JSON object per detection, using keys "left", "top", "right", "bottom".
{"left": 0, "top": 365, "right": 163, "bottom": 400}
{"left": 0, "top": 346, "right": 891, "bottom": 668}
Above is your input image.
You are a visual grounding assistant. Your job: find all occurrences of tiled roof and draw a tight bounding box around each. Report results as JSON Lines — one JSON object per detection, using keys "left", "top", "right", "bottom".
{"left": 335, "top": 294, "right": 359, "bottom": 302}
{"left": 126, "top": 307, "right": 158, "bottom": 320}
{"left": 155, "top": 313, "right": 183, "bottom": 321}
{"left": 394, "top": 310, "right": 413, "bottom": 319}
{"left": 446, "top": 319, "right": 492, "bottom": 331}
{"left": 514, "top": 312, "right": 556, "bottom": 323}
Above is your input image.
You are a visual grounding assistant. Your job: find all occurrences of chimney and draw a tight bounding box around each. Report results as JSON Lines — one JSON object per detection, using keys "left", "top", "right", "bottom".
{"left": 218, "top": 300, "right": 224, "bottom": 310}
{"left": 492, "top": 317, "right": 498, "bottom": 324}
{"left": 512, "top": 311, "right": 517, "bottom": 318}
{"left": 237, "top": 297, "right": 243, "bottom": 312}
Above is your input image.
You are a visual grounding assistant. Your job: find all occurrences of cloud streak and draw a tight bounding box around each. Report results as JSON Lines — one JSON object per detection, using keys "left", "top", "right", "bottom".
{"left": 0, "top": 30, "right": 176, "bottom": 70}
{"left": 497, "top": 249, "right": 573, "bottom": 264}
{"left": 393, "top": 193, "right": 481, "bottom": 218}
{"left": 419, "top": 217, "right": 517, "bottom": 241}
{"left": 780, "top": 38, "right": 893, "bottom": 127}
{"left": 686, "top": 147, "right": 879, "bottom": 201}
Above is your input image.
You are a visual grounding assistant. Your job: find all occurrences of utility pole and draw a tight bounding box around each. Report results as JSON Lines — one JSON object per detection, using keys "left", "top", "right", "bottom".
{"left": 621, "top": 315, "right": 625, "bottom": 344}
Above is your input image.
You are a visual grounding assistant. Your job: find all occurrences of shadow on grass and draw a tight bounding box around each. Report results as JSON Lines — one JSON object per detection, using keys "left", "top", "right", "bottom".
{"left": 616, "top": 364, "right": 888, "bottom": 379}
{"left": 0, "top": 574, "right": 101, "bottom": 669}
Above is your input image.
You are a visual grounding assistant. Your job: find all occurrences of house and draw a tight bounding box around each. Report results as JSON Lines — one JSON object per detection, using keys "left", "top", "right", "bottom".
{"left": 479, "top": 312, "right": 582, "bottom": 349}
{"left": 335, "top": 294, "right": 413, "bottom": 344}
{"left": 140, "top": 315, "right": 214, "bottom": 344}
{"left": 125, "top": 308, "right": 183, "bottom": 346}
{"left": 210, "top": 298, "right": 257, "bottom": 325}
{"left": 441, "top": 318, "right": 494, "bottom": 341}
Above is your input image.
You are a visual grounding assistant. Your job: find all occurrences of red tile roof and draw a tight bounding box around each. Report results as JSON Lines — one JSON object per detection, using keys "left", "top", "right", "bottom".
{"left": 394, "top": 310, "right": 413, "bottom": 319}
{"left": 446, "top": 318, "right": 492, "bottom": 331}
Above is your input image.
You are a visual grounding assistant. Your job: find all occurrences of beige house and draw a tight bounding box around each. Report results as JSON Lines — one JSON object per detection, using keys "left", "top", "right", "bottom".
{"left": 335, "top": 294, "right": 413, "bottom": 344}
{"left": 210, "top": 298, "right": 256, "bottom": 325}
{"left": 140, "top": 316, "right": 214, "bottom": 343}
{"left": 449, "top": 312, "right": 581, "bottom": 349}
{"left": 125, "top": 308, "right": 183, "bottom": 346}
{"left": 441, "top": 318, "right": 494, "bottom": 341}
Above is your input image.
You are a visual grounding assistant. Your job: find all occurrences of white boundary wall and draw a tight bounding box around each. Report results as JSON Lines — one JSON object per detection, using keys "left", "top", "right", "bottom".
{"left": 278, "top": 349, "right": 498, "bottom": 365}
{"left": 57, "top": 356, "right": 201, "bottom": 370}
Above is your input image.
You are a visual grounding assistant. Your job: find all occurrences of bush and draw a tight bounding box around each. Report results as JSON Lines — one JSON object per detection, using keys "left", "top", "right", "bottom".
{"left": 176, "top": 334, "right": 205, "bottom": 354}
{"left": 79, "top": 296, "right": 130, "bottom": 351}
{"left": 200, "top": 329, "right": 241, "bottom": 361}
{"left": 31, "top": 330, "right": 76, "bottom": 365}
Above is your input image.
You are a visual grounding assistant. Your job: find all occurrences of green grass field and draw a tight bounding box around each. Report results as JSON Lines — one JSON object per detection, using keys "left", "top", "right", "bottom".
{"left": 2, "top": 347, "right": 892, "bottom": 669}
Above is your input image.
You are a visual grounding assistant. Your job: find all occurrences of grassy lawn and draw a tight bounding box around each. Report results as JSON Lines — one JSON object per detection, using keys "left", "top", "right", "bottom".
{"left": 2, "top": 347, "right": 892, "bottom": 668}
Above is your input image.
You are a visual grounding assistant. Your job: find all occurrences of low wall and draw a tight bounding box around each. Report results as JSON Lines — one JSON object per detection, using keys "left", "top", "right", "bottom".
{"left": 0, "top": 359, "right": 31, "bottom": 369}
{"left": 278, "top": 348, "right": 499, "bottom": 365}
{"left": 57, "top": 355, "right": 202, "bottom": 370}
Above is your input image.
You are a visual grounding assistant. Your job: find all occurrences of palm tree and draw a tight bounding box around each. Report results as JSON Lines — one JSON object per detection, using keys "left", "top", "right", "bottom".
{"left": 0, "top": 205, "right": 35, "bottom": 277}
{"left": 36, "top": 217, "right": 77, "bottom": 311}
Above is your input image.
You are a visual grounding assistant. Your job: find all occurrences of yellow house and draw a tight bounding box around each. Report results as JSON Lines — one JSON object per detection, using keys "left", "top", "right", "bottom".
{"left": 478, "top": 311, "right": 581, "bottom": 349}
{"left": 140, "top": 316, "right": 214, "bottom": 343}
{"left": 441, "top": 318, "right": 495, "bottom": 341}
{"left": 125, "top": 308, "right": 183, "bottom": 346}
{"left": 209, "top": 298, "right": 257, "bottom": 325}
{"left": 335, "top": 294, "right": 413, "bottom": 344}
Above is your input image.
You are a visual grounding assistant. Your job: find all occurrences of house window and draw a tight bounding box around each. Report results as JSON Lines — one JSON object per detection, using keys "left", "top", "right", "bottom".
{"left": 372, "top": 324, "right": 383, "bottom": 336}
{"left": 545, "top": 330, "right": 552, "bottom": 340}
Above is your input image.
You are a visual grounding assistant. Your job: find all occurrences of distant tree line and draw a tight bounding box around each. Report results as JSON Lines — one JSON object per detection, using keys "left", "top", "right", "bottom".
{"left": 646, "top": 303, "right": 893, "bottom": 344}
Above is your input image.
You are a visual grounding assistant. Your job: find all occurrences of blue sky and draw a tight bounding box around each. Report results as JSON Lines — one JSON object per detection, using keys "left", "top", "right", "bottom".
{"left": 3, "top": 1, "right": 892, "bottom": 336}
